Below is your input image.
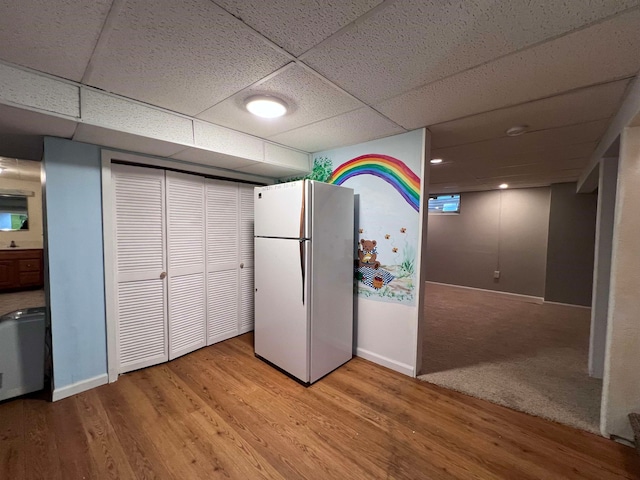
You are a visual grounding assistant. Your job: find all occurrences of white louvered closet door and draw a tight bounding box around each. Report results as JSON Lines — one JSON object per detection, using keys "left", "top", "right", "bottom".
{"left": 112, "top": 164, "right": 168, "bottom": 374}
{"left": 205, "top": 180, "right": 239, "bottom": 345}
{"left": 166, "top": 171, "right": 206, "bottom": 360}
{"left": 239, "top": 185, "right": 255, "bottom": 334}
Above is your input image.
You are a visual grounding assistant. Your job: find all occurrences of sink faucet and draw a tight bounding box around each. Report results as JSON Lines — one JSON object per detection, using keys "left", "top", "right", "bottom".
{"left": 9, "top": 240, "right": 17, "bottom": 248}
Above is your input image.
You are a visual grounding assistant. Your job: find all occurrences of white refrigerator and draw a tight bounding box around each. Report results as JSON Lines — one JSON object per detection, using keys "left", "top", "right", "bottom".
{"left": 254, "top": 180, "right": 354, "bottom": 384}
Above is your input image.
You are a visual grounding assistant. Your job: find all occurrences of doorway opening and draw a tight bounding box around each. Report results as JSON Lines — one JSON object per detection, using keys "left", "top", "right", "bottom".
{"left": 0, "top": 157, "right": 50, "bottom": 403}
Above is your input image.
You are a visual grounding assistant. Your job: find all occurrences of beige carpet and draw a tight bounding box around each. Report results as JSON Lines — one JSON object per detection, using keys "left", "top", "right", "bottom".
{"left": 419, "top": 283, "right": 602, "bottom": 434}
{"left": 0, "top": 289, "right": 46, "bottom": 317}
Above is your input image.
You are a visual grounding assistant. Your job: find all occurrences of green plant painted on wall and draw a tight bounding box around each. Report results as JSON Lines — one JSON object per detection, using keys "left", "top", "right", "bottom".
{"left": 284, "top": 157, "right": 334, "bottom": 183}
{"left": 398, "top": 242, "right": 415, "bottom": 278}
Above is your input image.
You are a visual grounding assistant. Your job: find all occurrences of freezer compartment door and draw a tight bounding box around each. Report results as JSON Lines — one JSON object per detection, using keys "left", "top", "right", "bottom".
{"left": 309, "top": 182, "right": 355, "bottom": 383}
{"left": 254, "top": 237, "right": 310, "bottom": 382}
{"left": 254, "top": 180, "right": 309, "bottom": 238}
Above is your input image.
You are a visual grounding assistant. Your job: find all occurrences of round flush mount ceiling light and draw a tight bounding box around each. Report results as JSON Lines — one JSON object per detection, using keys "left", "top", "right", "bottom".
{"left": 506, "top": 125, "right": 529, "bottom": 137}
{"left": 430, "top": 158, "right": 443, "bottom": 164}
{"left": 245, "top": 95, "right": 288, "bottom": 118}
{"left": 499, "top": 183, "right": 509, "bottom": 189}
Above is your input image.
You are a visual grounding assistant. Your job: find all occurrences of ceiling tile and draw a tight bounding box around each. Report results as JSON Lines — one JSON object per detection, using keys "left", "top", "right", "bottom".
{"left": 268, "top": 107, "right": 405, "bottom": 152}
{"left": 474, "top": 158, "right": 590, "bottom": 180}
{"left": 73, "top": 124, "right": 187, "bottom": 158}
{"left": 428, "top": 80, "right": 630, "bottom": 149}
{"left": 377, "top": 9, "right": 640, "bottom": 126}
{"left": 464, "top": 142, "right": 598, "bottom": 170}
{"left": 430, "top": 174, "right": 582, "bottom": 194}
{"left": 193, "top": 121, "right": 264, "bottom": 162}
{"left": 213, "top": 0, "right": 383, "bottom": 56}
{"left": 170, "top": 148, "right": 259, "bottom": 170}
{"left": 428, "top": 163, "right": 477, "bottom": 186}
{"left": 302, "top": 1, "right": 639, "bottom": 104}
{"left": 0, "top": 0, "right": 112, "bottom": 81}
{"left": 81, "top": 89, "right": 194, "bottom": 145}
{"left": 84, "top": 0, "right": 291, "bottom": 116}
{"left": 197, "top": 63, "right": 364, "bottom": 138}
{"left": 432, "top": 120, "right": 609, "bottom": 166}
{"left": 0, "top": 63, "right": 80, "bottom": 118}
{"left": 0, "top": 104, "right": 78, "bottom": 160}
{"left": 480, "top": 170, "right": 584, "bottom": 186}
{"left": 235, "top": 162, "right": 307, "bottom": 178}
{"left": 0, "top": 104, "right": 78, "bottom": 138}
{"left": 264, "top": 143, "right": 310, "bottom": 170}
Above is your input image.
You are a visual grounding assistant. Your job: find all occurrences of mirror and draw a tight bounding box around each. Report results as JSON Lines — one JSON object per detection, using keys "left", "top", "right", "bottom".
{"left": 0, "top": 194, "right": 29, "bottom": 231}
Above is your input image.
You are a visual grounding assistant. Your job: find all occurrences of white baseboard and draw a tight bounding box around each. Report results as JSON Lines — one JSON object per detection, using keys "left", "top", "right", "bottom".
{"left": 52, "top": 373, "right": 108, "bottom": 402}
{"left": 543, "top": 301, "right": 591, "bottom": 309}
{"left": 426, "top": 281, "right": 544, "bottom": 304}
{"left": 356, "top": 348, "right": 414, "bottom": 377}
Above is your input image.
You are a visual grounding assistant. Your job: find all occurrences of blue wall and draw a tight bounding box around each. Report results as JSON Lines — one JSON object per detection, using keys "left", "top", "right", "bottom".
{"left": 43, "top": 137, "right": 107, "bottom": 390}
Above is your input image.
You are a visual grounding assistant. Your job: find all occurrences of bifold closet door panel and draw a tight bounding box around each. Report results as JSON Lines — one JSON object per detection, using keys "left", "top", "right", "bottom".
{"left": 112, "top": 164, "right": 168, "bottom": 373}
{"left": 166, "top": 171, "right": 206, "bottom": 360}
{"left": 239, "top": 185, "right": 255, "bottom": 334}
{"left": 205, "top": 180, "right": 239, "bottom": 345}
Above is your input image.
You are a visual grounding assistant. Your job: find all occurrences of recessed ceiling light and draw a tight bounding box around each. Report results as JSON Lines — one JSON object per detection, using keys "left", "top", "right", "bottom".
{"left": 499, "top": 183, "right": 509, "bottom": 189}
{"left": 506, "top": 125, "right": 529, "bottom": 137}
{"left": 245, "top": 95, "right": 288, "bottom": 118}
{"left": 430, "top": 158, "right": 443, "bottom": 164}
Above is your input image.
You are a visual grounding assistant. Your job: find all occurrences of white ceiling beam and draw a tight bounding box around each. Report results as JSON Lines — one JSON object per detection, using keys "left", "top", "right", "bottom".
{"left": 0, "top": 59, "right": 310, "bottom": 177}
{"left": 577, "top": 75, "right": 640, "bottom": 193}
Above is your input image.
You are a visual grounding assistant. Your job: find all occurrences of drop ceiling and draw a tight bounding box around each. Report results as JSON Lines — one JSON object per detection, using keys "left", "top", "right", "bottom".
{"left": 0, "top": 0, "right": 639, "bottom": 191}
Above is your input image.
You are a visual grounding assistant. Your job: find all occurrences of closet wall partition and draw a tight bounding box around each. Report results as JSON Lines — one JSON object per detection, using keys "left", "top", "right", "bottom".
{"left": 111, "top": 164, "right": 255, "bottom": 375}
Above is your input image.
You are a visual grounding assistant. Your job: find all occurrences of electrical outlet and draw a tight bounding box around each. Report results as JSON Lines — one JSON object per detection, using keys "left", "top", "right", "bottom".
{"left": 493, "top": 270, "right": 500, "bottom": 279}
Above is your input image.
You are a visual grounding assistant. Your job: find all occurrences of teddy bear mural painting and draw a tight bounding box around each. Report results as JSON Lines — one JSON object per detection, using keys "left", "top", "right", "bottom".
{"left": 358, "top": 239, "right": 380, "bottom": 269}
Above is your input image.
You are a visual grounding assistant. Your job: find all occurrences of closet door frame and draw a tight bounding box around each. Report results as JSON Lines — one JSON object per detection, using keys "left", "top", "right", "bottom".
{"left": 102, "top": 150, "right": 263, "bottom": 383}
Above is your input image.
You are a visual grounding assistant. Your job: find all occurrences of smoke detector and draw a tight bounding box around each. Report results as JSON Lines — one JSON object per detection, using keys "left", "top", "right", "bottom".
{"left": 506, "top": 125, "right": 529, "bottom": 137}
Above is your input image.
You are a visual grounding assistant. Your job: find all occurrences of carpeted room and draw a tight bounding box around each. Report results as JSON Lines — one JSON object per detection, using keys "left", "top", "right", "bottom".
{"left": 419, "top": 183, "right": 602, "bottom": 433}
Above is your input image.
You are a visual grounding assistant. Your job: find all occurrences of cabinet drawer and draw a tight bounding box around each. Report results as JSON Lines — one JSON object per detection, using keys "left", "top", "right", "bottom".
{"left": 19, "top": 271, "right": 42, "bottom": 287}
{"left": 19, "top": 259, "right": 41, "bottom": 272}
{"left": 0, "top": 249, "right": 43, "bottom": 261}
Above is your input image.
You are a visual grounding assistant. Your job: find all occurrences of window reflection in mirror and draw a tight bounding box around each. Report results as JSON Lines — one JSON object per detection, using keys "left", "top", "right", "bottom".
{"left": 0, "top": 194, "right": 29, "bottom": 231}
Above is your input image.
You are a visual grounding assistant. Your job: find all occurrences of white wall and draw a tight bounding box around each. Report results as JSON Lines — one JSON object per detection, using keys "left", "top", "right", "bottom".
{"left": 589, "top": 158, "right": 618, "bottom": 379}
{"left": 314, "top": 129, "right": 428, "bottom": 376}
{"left": 601, "top": 125, "right": 640, "bottom": 440}
{"left": 0, "top": 176, "right": 43, "bottom": 248}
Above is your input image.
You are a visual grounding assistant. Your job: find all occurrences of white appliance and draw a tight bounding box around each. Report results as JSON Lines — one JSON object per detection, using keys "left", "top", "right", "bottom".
{"left": 0, "top": 307, "right": 46, "bottom": 401}
{"left": 254, "top": 180, "right": 354, "bottom": 384}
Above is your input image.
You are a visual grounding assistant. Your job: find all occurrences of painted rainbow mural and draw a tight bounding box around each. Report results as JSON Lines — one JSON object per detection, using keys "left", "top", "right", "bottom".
{"left": 327, "top": 154, "right": 421, "bottom": 211}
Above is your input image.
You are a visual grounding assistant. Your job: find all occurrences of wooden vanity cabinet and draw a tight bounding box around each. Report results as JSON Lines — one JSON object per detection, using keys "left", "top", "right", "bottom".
{"left": 0, "top": 249, "right": 44, "bottom": 291}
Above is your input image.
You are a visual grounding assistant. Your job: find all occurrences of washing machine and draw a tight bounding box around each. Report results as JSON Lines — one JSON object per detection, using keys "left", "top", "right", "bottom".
{"left": 0, "top": 306, "right": 46, "bottom": 401}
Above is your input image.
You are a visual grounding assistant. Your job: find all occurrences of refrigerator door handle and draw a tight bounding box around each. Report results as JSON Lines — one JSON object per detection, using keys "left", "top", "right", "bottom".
{"left": 299, "top": 180, "right": 306, "bottom": 305}
{"left": 299, "top": 239, "right": 305, "bottom": 305}
{"left": 299, "top": 179, "right": 306, "bottom": 239}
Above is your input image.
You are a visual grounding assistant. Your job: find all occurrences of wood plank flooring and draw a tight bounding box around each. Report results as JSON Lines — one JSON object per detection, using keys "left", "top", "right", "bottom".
{"left": 1, "top": 333, "right": 638, "bottom": 479}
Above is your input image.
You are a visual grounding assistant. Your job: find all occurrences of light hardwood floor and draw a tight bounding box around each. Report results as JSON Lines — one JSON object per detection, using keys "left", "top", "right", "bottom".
{"left": 1, "top": 333, "right": 638, "bottom": 479}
